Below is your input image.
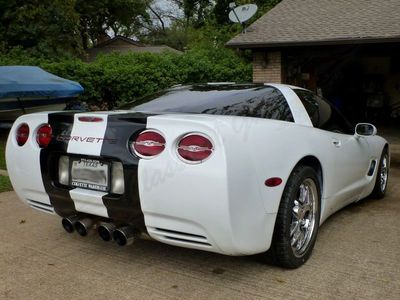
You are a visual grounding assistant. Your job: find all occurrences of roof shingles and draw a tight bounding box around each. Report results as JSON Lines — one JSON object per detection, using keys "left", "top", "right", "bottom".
{"left": 226, "top": 0, "right": 400, "bottom": 47}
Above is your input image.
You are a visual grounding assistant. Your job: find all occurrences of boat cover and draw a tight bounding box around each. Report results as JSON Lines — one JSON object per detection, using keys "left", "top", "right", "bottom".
{"left": 0, "top": 66, "right": 84, "bottom": 98}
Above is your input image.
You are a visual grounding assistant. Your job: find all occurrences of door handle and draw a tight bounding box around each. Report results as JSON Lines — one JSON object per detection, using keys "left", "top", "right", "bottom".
{"left": 332, "top": 139, "right": 341, "bottom": 147}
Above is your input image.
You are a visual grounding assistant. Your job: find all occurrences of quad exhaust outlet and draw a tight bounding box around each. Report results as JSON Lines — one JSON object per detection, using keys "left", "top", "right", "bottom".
{"left": 74, "top": 218, "right": 96, "bottom": 236}
{"left": 61, "top": 217, "right": 138, "bottom": 246}
{"left": 61, "top": 216, "right": 81, "bottom": 233}
{"left": 113, "top": 226, "right": 137, "bottom": 246}
{"left": 98, "top": 222, "right": 117, "bottom": 242}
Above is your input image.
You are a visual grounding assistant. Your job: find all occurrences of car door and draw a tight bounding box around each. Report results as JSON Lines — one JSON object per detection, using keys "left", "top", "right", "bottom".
{"left": 293, "top": 89, "right": 372, "bottom": 204}
{"left": 328, "top": 131, "right": 371, "bottom": 204}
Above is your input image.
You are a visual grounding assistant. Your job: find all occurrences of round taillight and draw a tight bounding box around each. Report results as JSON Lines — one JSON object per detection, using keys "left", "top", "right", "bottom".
{"left": 132, "top": 130, "right": 165, "bottom": 158}
{"left": 36, "top": 124, "right": 53, "bottom": 148}
{"left": 177, "top": 134, "right": 213, "bottom": 162}
{"left": 16, "top": 123, "right": 30, "bottom": 146}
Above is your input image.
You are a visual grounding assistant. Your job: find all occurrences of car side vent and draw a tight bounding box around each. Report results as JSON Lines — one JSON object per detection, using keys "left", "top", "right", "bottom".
{"left": 27, "top": 199, "right": 55, "bottom": 214}
{"left": 368, "top": 160, "right": 377, "bottom": 176}
{"left": 149, "top": 227, "right": 212, "bottom": 246}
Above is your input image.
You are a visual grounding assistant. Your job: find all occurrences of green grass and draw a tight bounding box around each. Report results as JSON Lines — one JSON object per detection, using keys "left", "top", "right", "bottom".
{"left": 0, "top": 175, "right": 12, "bottom": 192}
{"left": 0, "top": 141, "right": 6, "bottom": 170}
{"left": 0, "top": 139, "right": 13, "bottom": 192}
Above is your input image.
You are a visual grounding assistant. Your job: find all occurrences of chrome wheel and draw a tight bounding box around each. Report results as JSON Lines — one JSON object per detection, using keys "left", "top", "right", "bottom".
{"left": 290, "top": 178, "right": 318, "bottom": 257}
{"left": 380, "top": 155, "right": 388, "bottom": 192}
{"left": 271, "top": 166, "right": 321, "bottom": 268}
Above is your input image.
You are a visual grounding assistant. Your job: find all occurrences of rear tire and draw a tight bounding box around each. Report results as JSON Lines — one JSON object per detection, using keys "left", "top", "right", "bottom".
{"left": 268, "top": 165, "right": 321, "bottom": 269}
{"left": 371, "top": 148, "right": 389, "bottom": 199}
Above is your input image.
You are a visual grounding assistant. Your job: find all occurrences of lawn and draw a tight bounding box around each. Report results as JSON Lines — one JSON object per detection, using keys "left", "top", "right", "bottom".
{"left": 0, "top": 141, "right": 6, "bottom": 170}
{"left": 0, "top": 137, "right": 12, "bottom": 192}
{"left": 0, "top": 175, "right": 12, "bottom": 192}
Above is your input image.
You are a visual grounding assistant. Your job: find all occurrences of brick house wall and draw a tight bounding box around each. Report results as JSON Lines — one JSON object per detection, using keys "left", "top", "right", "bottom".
{"left": 253, "top": 51, "right": 283, "bottom": 83}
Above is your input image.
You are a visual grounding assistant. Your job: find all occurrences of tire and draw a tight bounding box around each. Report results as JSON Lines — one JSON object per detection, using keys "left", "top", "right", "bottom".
{"left": 371, "top": 148, "right": 389, "bottom": 199}
{"left": 268, "top": 165, "right": 321, "bottom": 269}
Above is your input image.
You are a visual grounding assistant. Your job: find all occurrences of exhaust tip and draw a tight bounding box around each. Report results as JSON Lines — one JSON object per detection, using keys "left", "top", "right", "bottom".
{"left": 74, "top": 218, "right": 94, "bottom": 237}
{"left": 113, "top": 226, "right": 136, "bottom": 246}
{"left": 61, "top": 216, "right": 80, "bottom": 233}
{"left": 98, "top": 223, "right": 116, "bottom": 242}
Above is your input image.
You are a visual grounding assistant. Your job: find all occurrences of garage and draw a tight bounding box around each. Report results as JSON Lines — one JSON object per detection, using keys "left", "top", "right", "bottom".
{"left": 227, "top": 0, "right": 400, "bottom": 124}
{"left": 283, "top": 44, "right": 400, "bottom": 123}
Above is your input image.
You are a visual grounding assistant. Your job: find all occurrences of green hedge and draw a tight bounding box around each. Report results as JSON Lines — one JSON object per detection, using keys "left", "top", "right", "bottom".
{"left": 0, "top": 47, "right": 252, "bottom": 108}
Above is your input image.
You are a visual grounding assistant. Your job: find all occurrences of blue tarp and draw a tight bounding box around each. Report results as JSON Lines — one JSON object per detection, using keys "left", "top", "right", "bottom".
{"left": 0, "top": 66, "right": 84, "bottom": 98}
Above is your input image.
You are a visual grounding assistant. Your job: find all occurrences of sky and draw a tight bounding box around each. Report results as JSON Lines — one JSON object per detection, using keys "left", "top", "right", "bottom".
{"left": 152, "top": 0, "right": 182, "bottom": 27}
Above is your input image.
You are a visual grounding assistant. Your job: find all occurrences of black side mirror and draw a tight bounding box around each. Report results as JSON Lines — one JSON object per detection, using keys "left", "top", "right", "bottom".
{"left": 355, "top": 123, "right": 377, "bottom": 137}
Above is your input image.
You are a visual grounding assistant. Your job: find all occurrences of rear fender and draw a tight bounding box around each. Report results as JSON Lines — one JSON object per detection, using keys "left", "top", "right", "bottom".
{"left": 6, "top": 113, "right": 52, "bottom": 209}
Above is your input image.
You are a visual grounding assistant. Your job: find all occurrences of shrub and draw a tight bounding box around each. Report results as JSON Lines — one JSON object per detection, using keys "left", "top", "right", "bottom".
{"left": 0, "top": 47, "right": 252, "bottom": 108}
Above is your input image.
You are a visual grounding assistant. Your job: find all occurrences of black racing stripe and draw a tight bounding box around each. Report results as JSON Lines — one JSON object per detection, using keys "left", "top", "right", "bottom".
{"left": 40, "top": 111, "right": 78, "bottom": 218}
{"left": 100, "top": 112, "right": 148, "bottom": 227}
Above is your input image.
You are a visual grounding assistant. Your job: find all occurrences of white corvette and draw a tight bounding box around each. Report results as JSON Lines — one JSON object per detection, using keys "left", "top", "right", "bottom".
{"left": 6, "top": 83, "right": 390, "bottom": 268}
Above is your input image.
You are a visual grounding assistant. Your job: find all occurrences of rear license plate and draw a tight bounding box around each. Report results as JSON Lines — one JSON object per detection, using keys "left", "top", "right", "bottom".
{"left": 70, "top": 158, "right": 109, "bottom": 192}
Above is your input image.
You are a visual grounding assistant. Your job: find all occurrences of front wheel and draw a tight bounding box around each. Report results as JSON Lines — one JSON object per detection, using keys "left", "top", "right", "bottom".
{"left": 371, "top": 148, "right": 389, "bottom": 199}
{"left": 268, "top": 166, "right": 321, "bottom": 268}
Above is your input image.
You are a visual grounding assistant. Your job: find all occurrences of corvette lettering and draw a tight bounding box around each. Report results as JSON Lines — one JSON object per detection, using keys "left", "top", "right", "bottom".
{"left": 56, "top": 135, "right": 117, "bottom": 144}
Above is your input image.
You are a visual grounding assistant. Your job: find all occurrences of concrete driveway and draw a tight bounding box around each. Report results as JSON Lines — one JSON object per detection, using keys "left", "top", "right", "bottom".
{"left": 0, "top": 150, "right": 399, "bottom": 299}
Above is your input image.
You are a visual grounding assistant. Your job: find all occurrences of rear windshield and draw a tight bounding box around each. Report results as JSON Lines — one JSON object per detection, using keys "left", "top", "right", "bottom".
{"left": 120, "top": 84, "right": 294, "bottom": 122}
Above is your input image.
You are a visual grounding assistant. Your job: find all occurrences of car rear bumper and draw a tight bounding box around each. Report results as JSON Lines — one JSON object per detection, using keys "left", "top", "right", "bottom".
{"left": 8, "top": 143, "right": 276, "bottom": 255}
{"left": 7, "top": 112, "right": 277, "bottom": 256}
{"left": 143, "top": 211, "right": 276, "bottom": 255}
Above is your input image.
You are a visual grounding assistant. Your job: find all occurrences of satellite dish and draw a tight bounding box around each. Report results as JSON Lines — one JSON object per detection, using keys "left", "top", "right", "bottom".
{"left": 229, "top": 4, "right": 258, "bottom": 24}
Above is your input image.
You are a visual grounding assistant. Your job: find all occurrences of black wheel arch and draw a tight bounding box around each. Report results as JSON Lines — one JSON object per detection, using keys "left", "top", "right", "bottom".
{"left": 384, "top": 143, "right": 389, "bottom": 153}
{"left": 293, "top": 156, "right": 324, "bottom": 197}
{"left": 288, "top": 156, "right": 324, "bottom": 224}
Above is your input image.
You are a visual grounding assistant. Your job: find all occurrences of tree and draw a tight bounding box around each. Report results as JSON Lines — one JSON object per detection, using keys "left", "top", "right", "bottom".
{"left": 0, "top": 0, "right": 82, "bottom": 56}
{"left": 0, "top": 0, "right": 152, "bottom": 54}
{"left": 171, "top": 0, "right": 212, "bottom": 28}
{"left": 75, "top": 0, "right": 150, "bottom": 49}
{"left": 0, "top": 0, "right": 283, "bottom": 57}
{"left": 213, "top": 0, "right": 231, "bottom": 25}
